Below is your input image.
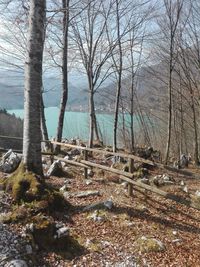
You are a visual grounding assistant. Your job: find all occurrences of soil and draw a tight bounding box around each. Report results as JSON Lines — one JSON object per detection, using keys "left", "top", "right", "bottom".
{"left": 1, "top": 161, "right": 200, "bottom": 267}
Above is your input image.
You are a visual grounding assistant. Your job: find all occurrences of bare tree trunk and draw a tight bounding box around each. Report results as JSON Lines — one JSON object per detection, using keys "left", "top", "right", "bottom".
{"left": 164, "top": 63, "right": 173, "bottom": 164}
{"left": 93, "top": 111, "right": 100, "bottom": 143}
{"left": 56, "top": 0, "right": 69, "bottom": 152}
{"left": 41, "top": 93, "right": 49, "bottom": 142}
{"left": 189, "top": 87, "right": 199, "bottom": 165}
{"left": 89, "top": 90, "right": 94, "bottom": 148}
{"left": 113, "top": 0, "right": 122, "bottom": 153}
{"left": 23, "top": 0, "right": 46, "bottom": 175}
{"left": 120, "top": 97, "right": 127, "bottom": 149}
{"left": 113, "top": 80, "right": 122, "bottom": 152}
{"left": 162, "top": 0, "right": 183, "bottom": 164}
{"left": 130, "top": 73, "right": 135, "bottom": 153}
{"left": 41, "top": 93, "right": 50, "bottom": 152}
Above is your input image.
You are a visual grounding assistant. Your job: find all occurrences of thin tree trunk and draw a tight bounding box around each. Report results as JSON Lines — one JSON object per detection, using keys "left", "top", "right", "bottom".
{"left": 121, "top": 97, "right": 127, "bottom": 148}
{"left": 89, "top": 90, "right": 94, "bottom": 148}
{"left": 190, "top": 91, "right": 199, "bottom": 165}
{"left": 113, "top": 80, "right": 122, "bottom": 152}
{"left": 41, "top": 93, "right": 49, "bottom": 141}
{"left": 93, "top": 111, "right": 100, "bottom": 143}
{"left": 56, "top": 0, "right": 69, "bottom": 152}
{"left": 164, "top": 62, "right": 173, "bottom": 164}
{"left": 41, "top": 93, "right": 50, "bottom": 151}
{"left": 130, "top": 73, "right": 135, "bottom": 153}
{"left": 113, "top": 0, "right": 122, "bottom": 153}
{"left": 23, "top": 0, "right": 46, "bottom": 175}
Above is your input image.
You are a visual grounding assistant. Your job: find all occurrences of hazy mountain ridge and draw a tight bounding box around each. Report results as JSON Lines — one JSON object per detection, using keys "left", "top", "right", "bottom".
{"left": 0, "top": 70, "right": 87, "bottom": 109}
{"left": 0, "top": 64, "right": 165, "bottom": 111}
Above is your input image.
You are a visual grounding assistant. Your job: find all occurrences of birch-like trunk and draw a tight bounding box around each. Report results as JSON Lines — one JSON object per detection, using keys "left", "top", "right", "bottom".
{"left": 23, "top": 0, "right": 46, "bottom": 175}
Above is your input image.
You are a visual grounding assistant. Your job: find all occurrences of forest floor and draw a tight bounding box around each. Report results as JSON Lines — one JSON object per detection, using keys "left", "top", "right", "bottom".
{"left": 1, "top": 155, "right": 200, "bottom": 266}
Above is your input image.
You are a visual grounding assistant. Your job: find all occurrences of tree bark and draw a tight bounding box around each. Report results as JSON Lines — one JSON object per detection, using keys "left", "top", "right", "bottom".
{"left": 164, "top": 63, "right": 173, "bottom": 164}
{"left": 56, "top": 0, "right": 69, "bottom": 152}
{"left": 113, "top": 0, "right": 122, "bottom": 153}
{"left": 23, "top": 0, "right": 46, "bottom": 175}
{"left": 89, "top": 89, "right": 95, "bottom": 148}
{"left": 93, "top": 110, "right": 100, "bottom": 143}
{"left": 41, "top": 93, "right": 50, "bottom": 151}
{"left": 41, "top": 93, "right": 49, "bottom": 141}
{"left": 130, "top": 71, "right": 135, "bottom": 153}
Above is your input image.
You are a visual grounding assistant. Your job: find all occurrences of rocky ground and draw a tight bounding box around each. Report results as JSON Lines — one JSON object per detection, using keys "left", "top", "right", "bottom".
{"left": 0, "top": 190, "right": 35, "bottom": 267}
{"left": 0, "top": 150, "right": 200, "bottom": 266}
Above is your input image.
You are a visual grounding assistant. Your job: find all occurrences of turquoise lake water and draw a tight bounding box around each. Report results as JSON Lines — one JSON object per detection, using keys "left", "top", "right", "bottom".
{"left": 8, "top": 107, "right": 122, "bottom": 144}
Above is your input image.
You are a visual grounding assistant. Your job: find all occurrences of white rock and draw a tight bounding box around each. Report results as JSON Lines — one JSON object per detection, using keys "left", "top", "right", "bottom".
{"left": 60, "top": 185, "right": 68, "bottom": 193}
{"left": 121, "top": 182, "right": 128, "bottom": 188}
{"left": 172, "top": 239, "right": 182, "bottom": 243}
{"left": 56, "top": 227, "right": 70, "bottom": 239}
{"left": 85, "top": 180, "right": 93, "bottom": 185}
{"left": 25, "top": 245, "right": 32, "bottom": 254}
{"left": 46, "top": 160, "right": 63, "bottom": 177}
{"left": 63, "top": 190, "right": 100, "bottom": 198}
{"left": 0, "top": 150, "right": 21, "bottom": 173}
{"left": 5, "top": 260, "right": 28, "bottom": 267}
{"left": 104, "top": 200, "right": 113, "bottom": 210}
{"left": 195, "top": 190, "right": 200, "bottom": 197}
{"left": 183, "top": 186, "right": 188, "bottom": 193}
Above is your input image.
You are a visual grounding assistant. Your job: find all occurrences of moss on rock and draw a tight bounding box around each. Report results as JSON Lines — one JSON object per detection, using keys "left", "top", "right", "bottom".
{"left": 191, "top": 194, "right": 200, "bottom": 209}
{"left": 27, "top": 214, "right": 85, "bottom": 258}
{"left": 1, "top": 163, "right": 43, "bottom": 203}
{"left": 134, "top": 236, "right": 165, "bottom": 253}
{"left": 0, "top": 163, "right": 70, "bottom": 222}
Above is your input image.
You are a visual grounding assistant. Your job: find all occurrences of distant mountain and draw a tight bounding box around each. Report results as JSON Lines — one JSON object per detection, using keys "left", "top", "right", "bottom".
{"left": 0, "top": 63, "right": 167, "bottom": 111}
{"left": 0, "top": 69, "right": 88, "bottom": 110}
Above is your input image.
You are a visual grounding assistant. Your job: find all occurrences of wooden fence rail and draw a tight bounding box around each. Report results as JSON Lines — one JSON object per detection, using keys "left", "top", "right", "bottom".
{"left": 50, "top": 140, "right": 200, "bottom": 179}
{"left": 49, "top": 140, "right": 156, "bottom": 166}
{"left": 55, "top": 155, "right": 200, "bottom": 211}
{"left": 0, "top": 135, "right": 200, "bottom": 211}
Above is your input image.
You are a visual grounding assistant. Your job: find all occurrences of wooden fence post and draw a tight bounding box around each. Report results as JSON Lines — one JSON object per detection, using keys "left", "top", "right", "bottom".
{"left": 128, "top": 158, "right": 134, "bottom": 196}
{"left": 83, "top": 150, "right": 88, "bottom": 179}
{"left": 50, "top": 142, "right": 54, "bottom": 164}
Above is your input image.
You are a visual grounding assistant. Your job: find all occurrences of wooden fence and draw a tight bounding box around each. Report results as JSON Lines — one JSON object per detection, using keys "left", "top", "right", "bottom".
{"left": 0, "top": 135, "right": 200, "bottom": 211}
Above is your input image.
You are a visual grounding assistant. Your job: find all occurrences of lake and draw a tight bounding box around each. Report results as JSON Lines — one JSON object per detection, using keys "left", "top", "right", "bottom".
{"left": 8, "top": 107, "right": 130, "bottom": 144}
{"left": 8, "top": 107, "right": 141, "bottom": 145}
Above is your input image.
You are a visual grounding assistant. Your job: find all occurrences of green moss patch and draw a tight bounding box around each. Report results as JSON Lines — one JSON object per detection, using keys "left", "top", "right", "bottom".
{"left": 1, "top": 163, "right": 43, "bottom": 202}
{"left": 134, "top": 236, "right": 165, "bottom": 253}
{"left": 0, "top": 164, "right": 70, "bottom": 225}
{"left": 27, "top": 215, "right": 85, "bottom": 259}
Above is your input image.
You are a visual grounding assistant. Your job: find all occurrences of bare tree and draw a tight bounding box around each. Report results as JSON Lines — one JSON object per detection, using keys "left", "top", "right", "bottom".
{"left": 162, "top": 0, "right": 184, "bottom": 164}
{"left": 55, "top": 0, "right": 70, "bottom": 152}
{"left": 71, "top": 0, "right": 114, "bottom": 147}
